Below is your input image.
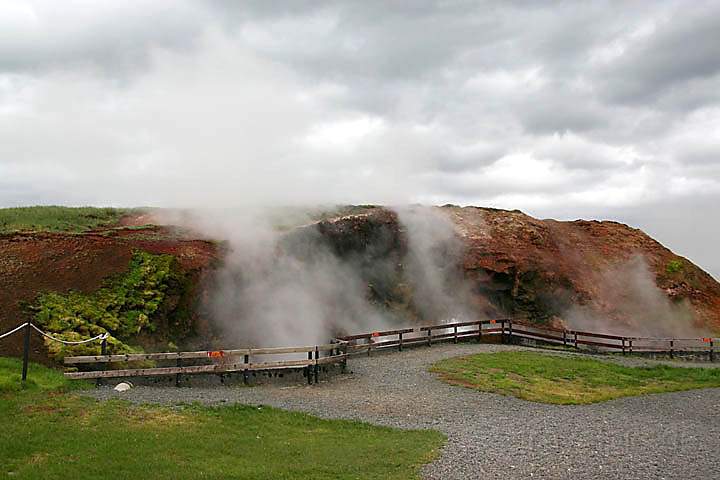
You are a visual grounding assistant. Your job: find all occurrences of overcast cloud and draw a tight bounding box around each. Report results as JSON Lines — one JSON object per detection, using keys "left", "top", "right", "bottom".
{"left": 0, "top": 0, "right": 719, "bottom": 277}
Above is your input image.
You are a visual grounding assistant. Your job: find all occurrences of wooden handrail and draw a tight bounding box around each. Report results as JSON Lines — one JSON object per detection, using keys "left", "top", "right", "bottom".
{"left": 63, "top": 316, "right": 717, "bottom": 381}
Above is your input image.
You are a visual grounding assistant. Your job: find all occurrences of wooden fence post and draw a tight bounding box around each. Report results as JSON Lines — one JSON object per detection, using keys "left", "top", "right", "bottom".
{"left": 307, "top": 351, "right": 313, "bottom": 385}
{"left": 477, "top": 322, "right": 482, "bottom": 343}
{"left": 710, "top": 340, "right": 714, "bottom": 363}
{"left": 629, "top": 339, "right": 633, "bottom": 354}
{"left": 176, "top": 358, "right": 182, "bottom": 387}
{"left": 314, "top": 346, "right": 319, "bottom": 384}
{"left": 508, "top": 320, "right": 513, "bottom": 344}
{"left": 21, "top": 322, "right": 31, "bottom": 382}
{"left": 243, "top": 354, "right": 250, "bottom": 385}
{"left": 454, "top": 326, "right": 458, "bottom": 344}
{"left": 427, "top": 328, "right": 432, "bottom": 347}
{"left": 621, "top": 338, "right": 626, "bottom": 356}
{"left": 563, "top": 330, "right": 567, "bottom": 347}
{"left": 398, "top": 332, "right": 403, "bottom": 351}
{"left": 367, "top": 335, "right": 372, "bottom": 357}
{"left": 573, "top": 332, "right": 578, "bottom": 349}
{"left": 670, "top": 340, "right": 674, "bottom": 359}
{"left": 501, "top": 321, "right": 506, "bottom": 344}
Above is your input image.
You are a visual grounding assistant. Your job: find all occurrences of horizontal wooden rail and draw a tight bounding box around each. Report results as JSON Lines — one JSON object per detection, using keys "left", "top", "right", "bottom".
{"left": 65, "top": 344, "right": 341, "bottom": 365}
{"left": 65, "top": 358, "right": 323, "bottom": 380}
{"left": 339, "top": 328, "right": 414, "bottom": 341}
{"left": 63, "top": 316, "right": 717, "bottom": 383}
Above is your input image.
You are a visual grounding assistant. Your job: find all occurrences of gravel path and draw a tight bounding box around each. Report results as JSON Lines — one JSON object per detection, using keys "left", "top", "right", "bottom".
{"left": 84, "top": 343, "right": 720, "bottom": 479}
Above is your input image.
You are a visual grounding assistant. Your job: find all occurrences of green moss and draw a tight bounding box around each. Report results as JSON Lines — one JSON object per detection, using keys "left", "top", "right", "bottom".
{"left": 30, "top": 251, "right": 179, "bottom": 361}
{"left": 666, "top": 259, "right": 684, "bottom": 274}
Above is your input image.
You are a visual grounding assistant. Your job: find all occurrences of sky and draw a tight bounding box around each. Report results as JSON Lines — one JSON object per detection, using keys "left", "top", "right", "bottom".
{"left": 0, "top": 0, "right": 719, "bottom": 278}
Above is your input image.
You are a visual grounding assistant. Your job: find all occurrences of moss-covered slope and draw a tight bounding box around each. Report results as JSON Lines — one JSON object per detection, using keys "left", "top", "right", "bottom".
{"left": 29, "top": 251, "right": 185, "bottom": 360}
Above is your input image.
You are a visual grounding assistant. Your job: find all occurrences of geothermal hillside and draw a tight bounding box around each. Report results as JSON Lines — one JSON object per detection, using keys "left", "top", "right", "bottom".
{"left": 1, "top": 206, "right": 718, "bottom": 363}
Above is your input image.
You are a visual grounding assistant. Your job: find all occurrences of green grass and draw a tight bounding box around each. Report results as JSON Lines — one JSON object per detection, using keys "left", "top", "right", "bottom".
{"left": 0, "top": 358, "right": 444, "bottom": 479}
{"left": 430, "top": 351, "right": 720, "bottom": 405}
{"left": 0, "top": 206, "right": 129, "bottom": 233}
{"left": 0, "top": 357, "right": 89, "bottom": 394}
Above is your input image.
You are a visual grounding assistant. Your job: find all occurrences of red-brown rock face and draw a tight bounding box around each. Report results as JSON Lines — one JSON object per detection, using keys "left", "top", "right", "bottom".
{"left": 300, "top": 206, "right": 720, "bottom": 336}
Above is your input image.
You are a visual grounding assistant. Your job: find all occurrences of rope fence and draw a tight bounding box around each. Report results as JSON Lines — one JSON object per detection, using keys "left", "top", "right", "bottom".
{"left": 29, "top": 324, "right": 109, "bottom": 345}
{"left": 0, "top": 322, "right": 29, "bottom": 340}
{"left": 0, "top": 322, "right": 108, "bottom": 382}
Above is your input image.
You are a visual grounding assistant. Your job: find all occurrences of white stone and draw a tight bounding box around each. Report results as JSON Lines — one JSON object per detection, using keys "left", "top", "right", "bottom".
{"left": 113, "top": 381, "right": 133, "bottom": 392}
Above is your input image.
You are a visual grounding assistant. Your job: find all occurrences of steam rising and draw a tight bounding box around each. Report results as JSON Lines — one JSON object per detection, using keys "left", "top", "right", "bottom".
{"left": 394, "top": 206, "right": 478, "bottom": 323}
{"left": 158, "top": 206, "right": 479, "bottom": 347}
{"left": 564, "top": 255, "right": 707, "bottom": 337}
{"left": 156, "top": 206, "right": 709, "bottom": 346}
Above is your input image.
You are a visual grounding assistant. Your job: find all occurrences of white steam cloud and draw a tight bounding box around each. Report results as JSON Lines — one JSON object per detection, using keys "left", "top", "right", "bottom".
{"left": 563, "top": 255, "right": 707, "bottom": 337}
{"left": 155, "top": 206, "right": 481, "bottom": 347}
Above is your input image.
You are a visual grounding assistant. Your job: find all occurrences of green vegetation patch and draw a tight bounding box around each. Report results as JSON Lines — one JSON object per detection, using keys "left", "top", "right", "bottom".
{"left": 30, "top": 251, "right": 178, "bottom": 361}
{"left": 0, "top": 206, "right": 129, "bottom": 233}
{"left": 0, "top": 357, "right": 90, "bottom": 394}
{"left": 666, "top": 259, "right": 684, "bottom": 274}
{"left": 430, "top": 351, "right": 720, "bottom": 405}
{"left": 0, "top": 357, "right": 444, "bottom": 480}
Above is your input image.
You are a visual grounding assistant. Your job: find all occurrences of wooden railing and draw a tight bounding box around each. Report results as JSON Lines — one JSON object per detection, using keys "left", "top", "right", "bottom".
{"left": 64, "top": 342, "right": 349, "bottom": 384}
{"left": 62, "top": 316, "right": 718, "bottom": 383}
{"left": 510, "top": 319, "right": 717, "bottom": 360}
{"left": 336, "top": 318, "right": 514, "bottom": 354}
{"left": 337, "top": 317, "right": 718, "bottom": 362}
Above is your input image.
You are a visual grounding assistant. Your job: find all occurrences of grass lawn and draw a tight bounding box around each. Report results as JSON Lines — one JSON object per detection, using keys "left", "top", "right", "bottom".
{"left": 0, "top": 358, "right": 444, "bottom": 479}
{"left": 430, "top": 351, "right": 720, "bottom": 405}
{"left": 0, "top": 206, "right": 129, "bottom": 233}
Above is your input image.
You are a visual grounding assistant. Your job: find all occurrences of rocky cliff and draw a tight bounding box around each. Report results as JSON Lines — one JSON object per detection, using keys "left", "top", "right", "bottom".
{"left": 289, "top": 206, "right": 720, "bottom": 336}
{"left": 2, "top": 205, "right": 718, "bottom": 362}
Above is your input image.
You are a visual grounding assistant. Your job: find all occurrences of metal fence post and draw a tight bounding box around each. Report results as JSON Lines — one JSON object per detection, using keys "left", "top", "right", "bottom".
{"left": 97, "top": 337, "right": 107, "bottom": 387}
{"left": 21, "top": 323, "right": 31, "bottom": 382}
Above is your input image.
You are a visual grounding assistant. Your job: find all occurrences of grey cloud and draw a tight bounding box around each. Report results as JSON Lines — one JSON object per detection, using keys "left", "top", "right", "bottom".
{"left": 599, "top": 4, "right": 720, "bottom": 107}
{"left": 516, "top": 88, "right": 607, "bottom": 135}
{"left": 0, "top": 1, "right": 207, "bottom": 76}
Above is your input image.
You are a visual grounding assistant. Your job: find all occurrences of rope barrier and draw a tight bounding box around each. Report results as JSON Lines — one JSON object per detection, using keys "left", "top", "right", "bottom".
{"left": 29, "top": 323, "right": 109, "bottom": 345}
{"left": 0, "top": 322, "right": 29, "bottom": 340}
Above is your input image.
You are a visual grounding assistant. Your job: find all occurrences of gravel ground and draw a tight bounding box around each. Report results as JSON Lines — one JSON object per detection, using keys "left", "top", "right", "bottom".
{"left": 84, "top": 343, "right": 720, "bottom": 479}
